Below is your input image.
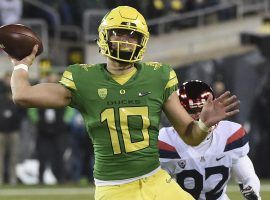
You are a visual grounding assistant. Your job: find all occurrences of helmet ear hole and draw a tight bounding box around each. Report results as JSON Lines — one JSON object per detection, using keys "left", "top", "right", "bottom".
{"left": 178, "top": 80, "right": 214, "bottom": 113}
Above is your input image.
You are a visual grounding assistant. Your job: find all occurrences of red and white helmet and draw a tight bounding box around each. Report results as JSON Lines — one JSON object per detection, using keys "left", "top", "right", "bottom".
{"left": 178, "top": 80, "right": 214, "bottom": 114}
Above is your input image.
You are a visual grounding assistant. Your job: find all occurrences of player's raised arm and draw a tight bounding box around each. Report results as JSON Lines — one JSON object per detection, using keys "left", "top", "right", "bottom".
{"left": 10, "top": 45, "right": 71, "bottom": 108}
{"left": 163, "top": 81, "right": 240, "bottom": 146}
{"left": 163, "top": 92, "right": 204, "bottom": 146}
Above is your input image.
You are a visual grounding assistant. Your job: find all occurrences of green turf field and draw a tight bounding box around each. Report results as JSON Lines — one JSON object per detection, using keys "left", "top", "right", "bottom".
{"left": 227, "top": 184, "right": 270, "bottom": 199}
{"left": 0, "top": 182, "right": 269, "bottom": 200}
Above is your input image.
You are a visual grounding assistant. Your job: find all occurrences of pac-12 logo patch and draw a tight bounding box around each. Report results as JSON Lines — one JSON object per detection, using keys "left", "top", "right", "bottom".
{"left": 98, "top": 88, "right": 107, "bottom": 99}
{"left": 177, "top": 160, "right": 186, "bottom": 169}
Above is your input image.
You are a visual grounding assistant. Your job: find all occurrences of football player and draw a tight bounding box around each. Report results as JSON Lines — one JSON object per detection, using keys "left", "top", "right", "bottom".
{"left": 9, "top": 6, "right": 239, "bottom": 200}
{"left": 159, "top": 80, "right": 261, "bottom": 200}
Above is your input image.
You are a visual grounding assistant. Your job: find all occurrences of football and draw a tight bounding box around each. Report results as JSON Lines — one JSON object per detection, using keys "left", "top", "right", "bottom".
{"left": 0, "top": 24, "right": 43, "bottom": 60}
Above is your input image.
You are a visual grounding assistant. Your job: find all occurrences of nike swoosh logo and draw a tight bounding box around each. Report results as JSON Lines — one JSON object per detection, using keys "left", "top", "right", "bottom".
{"left": 138, "top": 92, "right": 151, "bottom": 97}
{"left": 216, "top": 155, "right": 225, "bottom": 161}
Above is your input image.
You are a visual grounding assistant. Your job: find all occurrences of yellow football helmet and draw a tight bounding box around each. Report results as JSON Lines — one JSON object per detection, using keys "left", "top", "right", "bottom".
{"left": 97, "top": 6, "right": 149, "bottom": 63}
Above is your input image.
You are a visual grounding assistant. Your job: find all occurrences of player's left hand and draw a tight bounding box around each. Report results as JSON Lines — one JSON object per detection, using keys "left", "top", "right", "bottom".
{"left": 239, "top": 184, "right": 261, "bottom": 200}
{"left": 199, "top": 91, "right": 240, "bottom": 127}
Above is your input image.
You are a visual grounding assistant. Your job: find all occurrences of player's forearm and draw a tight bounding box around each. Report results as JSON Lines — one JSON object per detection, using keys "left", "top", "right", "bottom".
{"left": 11, "top": 68, "right": 32, "bottom": 106}
{"left": 163, "top": 92, "right": 210, "bottom": 146}
{"left": 11, "top": 69, "right": 69, "bottom": 108}
{"left": 232, "top": 156, "right": 261, "bottom": 195}
{"left": 179, "top": 120, "right": 209, "bottom": 146}
{"left": 164, "top": 107, "right": 209, "bottom": 146}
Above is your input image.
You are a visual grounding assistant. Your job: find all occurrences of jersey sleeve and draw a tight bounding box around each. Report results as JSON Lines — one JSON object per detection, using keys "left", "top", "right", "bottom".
{"left": 221, "top": 121, "right": 250, "bottom": 163}
{"left": 232, "top": 155, "right": 261, "bottom": 197}
{"left": 163, "top": 65, "right": 178, "bottom": 102}
{"left": 59, "top": 65, "right": 82, "bottom": 109}
{"left": 158, "top": 127, "right": 182, "bottom": 175}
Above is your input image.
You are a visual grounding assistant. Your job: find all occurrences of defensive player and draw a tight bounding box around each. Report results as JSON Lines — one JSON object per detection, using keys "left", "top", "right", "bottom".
{"left": 159, "top": 80, "right": 261, "bottom": 200}
{"left": 9, "top": 6, "right": 239, "bottom": 200}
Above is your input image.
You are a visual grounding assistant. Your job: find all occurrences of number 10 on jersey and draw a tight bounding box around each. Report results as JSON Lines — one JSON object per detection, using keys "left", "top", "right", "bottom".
{"left": 101, "top": 107, "right": 150, "bottom": 154}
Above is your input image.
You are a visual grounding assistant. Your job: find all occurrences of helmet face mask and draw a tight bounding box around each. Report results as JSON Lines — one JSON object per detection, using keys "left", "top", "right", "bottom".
{"left": 97, "top": 6, "right": 149, "bottom": 63}
{"left": 108, "top": 29, "right": 143, "bottom": 43}
{"left": 178, "top": 80, "right": 215, "bottom": 116}
{"left": 108, "top": 28, "right": 144, "bottom": 61}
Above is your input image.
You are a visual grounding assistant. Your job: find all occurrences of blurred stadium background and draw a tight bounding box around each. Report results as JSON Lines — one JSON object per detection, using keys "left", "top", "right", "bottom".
{"left": 1, "top": 0, "right": 270, "bottom": 199}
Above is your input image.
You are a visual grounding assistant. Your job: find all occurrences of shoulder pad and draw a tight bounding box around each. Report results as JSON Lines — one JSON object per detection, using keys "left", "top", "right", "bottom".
{"left": 220, "top": 122, "right": 249, "bottom": 152}
{"left": 158, "top": 127, "right": 181, "bottom": 158}
{"left": 218, "top": 121, "right": 242, "bottom": 137}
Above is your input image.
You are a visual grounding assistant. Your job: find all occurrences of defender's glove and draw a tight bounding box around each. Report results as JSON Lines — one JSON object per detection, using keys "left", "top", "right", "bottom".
{"left": 239, "top": 184, "right": 261, "bottom": 200}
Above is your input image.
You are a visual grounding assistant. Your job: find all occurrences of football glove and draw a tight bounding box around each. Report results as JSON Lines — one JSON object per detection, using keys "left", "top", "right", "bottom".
{"left": 239, "top": 184, "right": 261, "bottom": 200}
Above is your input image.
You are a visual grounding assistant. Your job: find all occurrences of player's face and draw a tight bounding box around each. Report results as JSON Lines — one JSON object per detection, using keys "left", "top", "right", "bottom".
{"left": 109, "top": 29, "right": 140, "bottom": 52}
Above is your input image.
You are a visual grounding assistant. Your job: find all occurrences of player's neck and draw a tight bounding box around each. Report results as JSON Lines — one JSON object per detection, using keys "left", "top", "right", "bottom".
{"left": 107, "top": 58, "right": 135, "bottom": 76}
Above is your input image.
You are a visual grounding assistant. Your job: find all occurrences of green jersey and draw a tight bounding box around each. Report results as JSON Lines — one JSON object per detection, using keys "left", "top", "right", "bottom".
{"left": 60, "top": 62, "right": 178, "bottom": 180}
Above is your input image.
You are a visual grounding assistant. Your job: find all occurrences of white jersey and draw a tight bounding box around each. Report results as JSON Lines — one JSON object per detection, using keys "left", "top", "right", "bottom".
{"left": 158, "top": 121, "right": 249, "bottom": 200}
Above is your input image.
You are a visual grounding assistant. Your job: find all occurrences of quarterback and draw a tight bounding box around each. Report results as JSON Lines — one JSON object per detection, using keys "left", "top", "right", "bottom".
{"left": 159, "top": 80, "right": 261, "bottom": 200}
{"left": 9, "top": 6, "right": 239, "bottom": 200}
